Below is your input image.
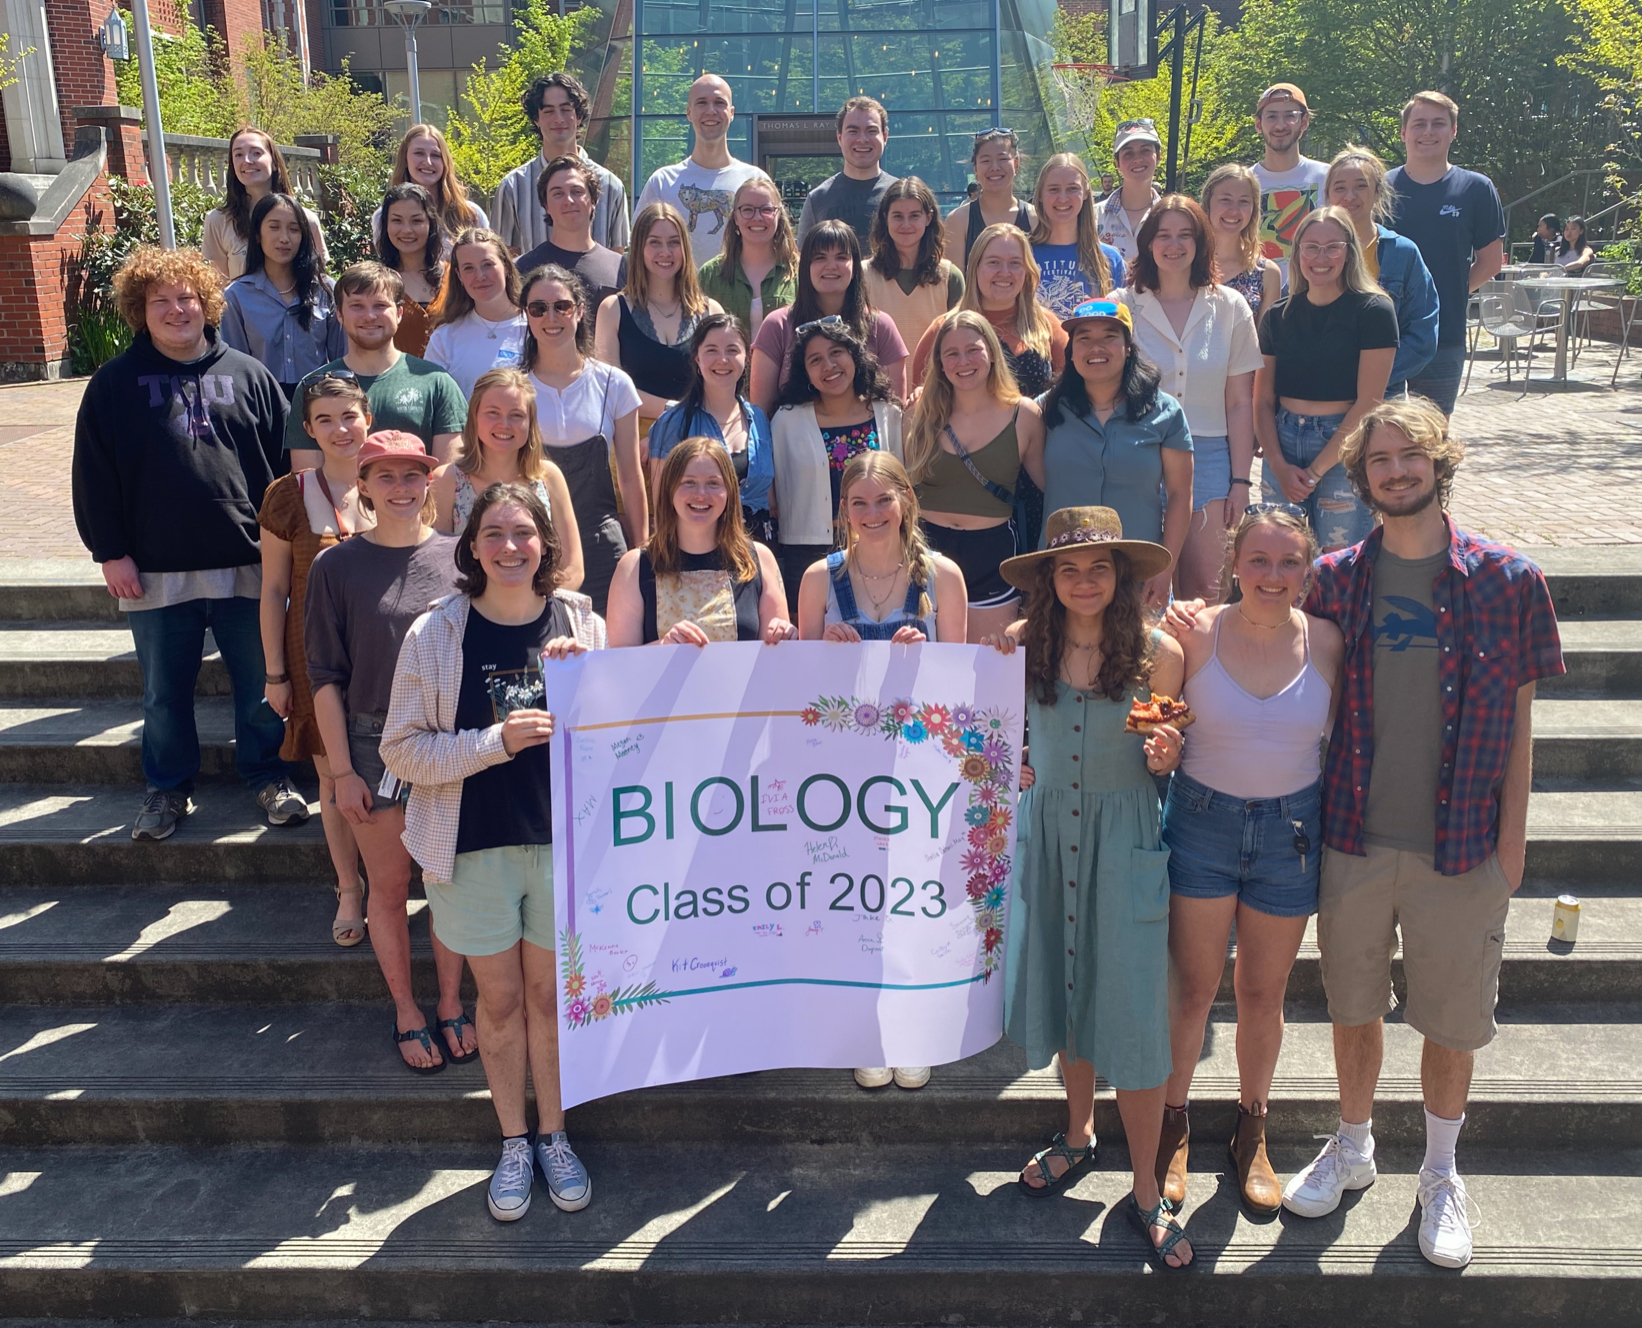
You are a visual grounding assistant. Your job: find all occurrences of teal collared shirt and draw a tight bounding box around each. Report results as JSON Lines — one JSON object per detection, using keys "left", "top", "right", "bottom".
{"left": 1038, "top": 389, "right": 1192, "bottom": 548}
{"left": 697, "top": 254, "right": 798, "bottom": 333}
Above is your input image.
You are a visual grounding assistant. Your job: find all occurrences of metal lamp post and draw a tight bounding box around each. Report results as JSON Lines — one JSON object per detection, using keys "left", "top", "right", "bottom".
{"left": 383, "top": 0, "right": 433, "bottom": 127}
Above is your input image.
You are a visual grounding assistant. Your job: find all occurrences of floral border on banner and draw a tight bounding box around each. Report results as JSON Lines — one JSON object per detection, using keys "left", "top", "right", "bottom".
{"left": 560, "top": 929, "right": 667, "bottom": 1029}
{"left": 801, "top": 695, "right": 1016, "bottom": 977}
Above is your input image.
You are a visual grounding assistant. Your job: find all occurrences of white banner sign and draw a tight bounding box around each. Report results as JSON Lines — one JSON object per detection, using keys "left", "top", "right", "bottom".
{"left": 545, "top": 640, "right": 1026, "bottom": 1109}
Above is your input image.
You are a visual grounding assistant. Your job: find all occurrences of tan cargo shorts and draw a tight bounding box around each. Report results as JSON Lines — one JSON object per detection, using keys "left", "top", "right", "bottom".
{"left": 1317, "top": 843, "right": 1513, "bottom": 1052}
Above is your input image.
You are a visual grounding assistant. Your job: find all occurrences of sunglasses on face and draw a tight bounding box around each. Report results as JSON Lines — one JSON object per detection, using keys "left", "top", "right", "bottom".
{"left": 526, "top": 299, "right": 578, "bottom": 318}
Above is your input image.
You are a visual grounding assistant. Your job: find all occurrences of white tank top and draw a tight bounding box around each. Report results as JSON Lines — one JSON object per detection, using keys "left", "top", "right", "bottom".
{"left": 1180, "top": 609, "right": 1332, "bottom": 799}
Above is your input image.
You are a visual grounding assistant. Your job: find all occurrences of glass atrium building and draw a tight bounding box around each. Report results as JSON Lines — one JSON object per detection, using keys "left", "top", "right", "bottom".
{"left": 575, "top": 0, "right": 1061, "bottom": 206}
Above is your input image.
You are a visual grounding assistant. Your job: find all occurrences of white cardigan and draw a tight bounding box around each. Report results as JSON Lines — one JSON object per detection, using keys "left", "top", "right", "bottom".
{"left": 770, "top": 400, "right": 904, "bottom": 546}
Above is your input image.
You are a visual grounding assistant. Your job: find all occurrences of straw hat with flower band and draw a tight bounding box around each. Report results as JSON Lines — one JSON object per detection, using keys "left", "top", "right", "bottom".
{"left": 999, "top": 505, "right": 1172, "bottom": 591}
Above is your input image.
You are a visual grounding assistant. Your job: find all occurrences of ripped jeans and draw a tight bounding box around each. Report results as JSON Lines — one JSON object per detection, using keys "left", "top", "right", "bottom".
{"left": 1275, "top": 408, "right": 1375, "bottom": 550}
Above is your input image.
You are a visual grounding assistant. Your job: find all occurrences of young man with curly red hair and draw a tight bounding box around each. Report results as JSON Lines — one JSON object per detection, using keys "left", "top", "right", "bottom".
{"left": 72, "top": 245, "right": 309, "bottom": 841}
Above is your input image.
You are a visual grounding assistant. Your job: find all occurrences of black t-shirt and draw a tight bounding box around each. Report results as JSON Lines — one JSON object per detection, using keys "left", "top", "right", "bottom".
{"left": 454, "top": 598, "right": 568, "bottom": 856}
{"left": 1258, "top": 289, "right": 1399, "bottom": 401}
{"left": 516, "top": 239, "right": 627, "bottom": 338}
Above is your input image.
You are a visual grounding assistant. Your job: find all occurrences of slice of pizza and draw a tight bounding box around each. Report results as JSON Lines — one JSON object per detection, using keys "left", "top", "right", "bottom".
{"left": 1125, "top": 692, "right": 1195, "bottom": 735}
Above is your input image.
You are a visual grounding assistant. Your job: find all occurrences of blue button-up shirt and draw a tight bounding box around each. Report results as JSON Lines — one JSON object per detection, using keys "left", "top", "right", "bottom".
{"left": 220, "top": 270, "right": 346, "bottom": 389}
{"left": 1039, "top": 391, "right": 1192, "bottom": 548}
{"left": 1305, "top": 516, "right": 1564, "bottom": 875}
{"left": 647, "top": 397, "right": 776, "bottom": 514}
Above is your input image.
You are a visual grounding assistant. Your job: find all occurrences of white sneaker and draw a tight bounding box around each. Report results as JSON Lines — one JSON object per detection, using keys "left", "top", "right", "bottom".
{"left": 892, "top": 1066, "right": 931, "bottom": 1090}
{"left": 1281, "top": 1134, "right": 1377, "bottom": 1218}
{"left": 1417, "top": 1168, "right": 1477, "bottom": 1268}
{"left": 853, "top": 1067, "right": 893, "bottom": 1089}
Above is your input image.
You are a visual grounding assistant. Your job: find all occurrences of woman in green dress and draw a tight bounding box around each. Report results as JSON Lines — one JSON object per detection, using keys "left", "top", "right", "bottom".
{"left": 985, "top": 504, "right": 1193, "bottom": 1270}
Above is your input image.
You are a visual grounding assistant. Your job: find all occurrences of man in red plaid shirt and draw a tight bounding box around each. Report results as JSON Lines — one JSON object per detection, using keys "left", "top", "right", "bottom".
{"left": 1277, "top": 397, "right": 1563, "bottom": 1268}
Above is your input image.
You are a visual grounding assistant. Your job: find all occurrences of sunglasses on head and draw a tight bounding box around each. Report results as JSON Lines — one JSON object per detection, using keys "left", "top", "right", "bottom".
{"left": 974, "top": 126, "right": 1018, "bottom": 144}
{"left": 525, "top": 298, "right": 578, "bottom": 318}
{"left": 302, "top": 369, "right": 359, "bottom": 404}
{"left": 795, "top": 314, "right": 848, "bottom": 338}
{"left": 1117, "top": 118, "right": 1156, "bottom": 131}
{"left": 1244, "top": 501, "right": 1309, "bottom": 521}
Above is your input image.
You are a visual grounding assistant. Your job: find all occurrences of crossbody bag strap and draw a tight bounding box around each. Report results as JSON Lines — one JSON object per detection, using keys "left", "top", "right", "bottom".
{"left": 943, "top": 424, "right": 1014, "bottom": 505}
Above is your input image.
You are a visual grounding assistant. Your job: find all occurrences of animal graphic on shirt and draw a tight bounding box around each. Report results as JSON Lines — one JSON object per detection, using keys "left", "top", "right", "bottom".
{"left": 678, "top": 184, "right": 735, "bottom": 238}
{"left": 1373, "top": 596, "right": 1439, "bottom": 652}
{"left": 1259, "top": 186, "right": 1319, "bottom": 262}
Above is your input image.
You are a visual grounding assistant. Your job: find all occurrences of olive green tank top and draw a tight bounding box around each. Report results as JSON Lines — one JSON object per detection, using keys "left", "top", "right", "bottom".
{"left": 915, "top": 410, "right": 1020, "bottom": 518}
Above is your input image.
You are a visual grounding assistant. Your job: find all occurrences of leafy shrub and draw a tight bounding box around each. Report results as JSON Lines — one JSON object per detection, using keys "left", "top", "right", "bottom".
{"left": 317, "top": 162, "right": 393, "bottom": 269}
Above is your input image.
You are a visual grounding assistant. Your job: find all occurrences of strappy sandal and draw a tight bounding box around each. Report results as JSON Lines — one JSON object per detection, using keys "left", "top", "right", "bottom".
{"left": 1126, "top": 1192, "right": 1193, "bottom": 1270}
{"left": 436, "top": 1010, "right": 481, "bottom": 1065}
{"left": 332, "top": 884, "right": 366, "bottom": 947}
{"left": 393, "top": 1022, "right": 446, "bottom": 1075}
{"left": 1018, "top": 1131, "right": 1098, "bottom": 1197}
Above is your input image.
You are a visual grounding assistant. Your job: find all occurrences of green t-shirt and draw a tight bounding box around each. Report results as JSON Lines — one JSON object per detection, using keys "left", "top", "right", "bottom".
{"left": 285, "top": 354, "right": 467, "bottom": 452}
{"left": 1362, "top": 546, "right": 1447, "bottom": 855}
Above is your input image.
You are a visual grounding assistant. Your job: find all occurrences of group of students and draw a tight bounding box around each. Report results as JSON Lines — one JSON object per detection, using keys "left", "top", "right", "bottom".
{"left": 71, "top": 70, "right": 1554, "bottom": 1271}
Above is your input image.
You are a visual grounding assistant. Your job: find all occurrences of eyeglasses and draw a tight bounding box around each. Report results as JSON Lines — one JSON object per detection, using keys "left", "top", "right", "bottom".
{"left": 1297, "top": 241, "right": 1349, "bottom": 260}
{"left": 1261, "top": 108, "right": 1307, "bottom": 123}
{"left": 1244, "top": 501, "right": 1309, "bottom": 520}
{"left": 973, "top": 127, "right": 1018, "bottom": 144}
{"left": 526, "top": 299, "right": 578, "bottom": 318}
{"left": 736, "top": 204, "right": 780, "bottom": 219}
{"left": 795, "top": 314, "right": 848, "bottom": 337}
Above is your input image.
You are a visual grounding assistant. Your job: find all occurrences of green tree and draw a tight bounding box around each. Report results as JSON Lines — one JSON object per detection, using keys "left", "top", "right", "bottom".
{"left": 0, "top": 33, "right": 34, "bottom": 91}
{"left": 115, "top": 25, "right": 241, "bottom": 139}
{"left": 445, "top": 0, "right": 595, "bottom": 198}
{"left": 1213, "top": 0, "right": 1605, "bottom": 226}
{"left": 242, "top": 41, "right": 397, "bottom": 177}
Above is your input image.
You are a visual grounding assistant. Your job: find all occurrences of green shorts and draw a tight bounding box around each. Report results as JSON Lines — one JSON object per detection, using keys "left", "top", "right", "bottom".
{"left": 423, "top": 844, "right": 555, "bottom": 957}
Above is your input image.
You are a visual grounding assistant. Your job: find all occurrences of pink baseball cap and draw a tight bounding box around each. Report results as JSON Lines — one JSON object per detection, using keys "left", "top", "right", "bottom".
{"left": 355, "top": 430, "right": 435, "bottom": 471}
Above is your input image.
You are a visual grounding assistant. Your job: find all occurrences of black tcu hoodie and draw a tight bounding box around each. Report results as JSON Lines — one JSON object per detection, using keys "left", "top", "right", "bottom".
{"left": 72, "top": 329, "right": 288, "bottom": 572}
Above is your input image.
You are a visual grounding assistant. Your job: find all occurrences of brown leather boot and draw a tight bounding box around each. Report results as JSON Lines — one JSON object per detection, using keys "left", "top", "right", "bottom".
{"left": 1230, "top": 1102, "right": 1282, "bottom": 1216}
{"left": 1155, "top": 1104, "right": 1189, "bottom": 1209}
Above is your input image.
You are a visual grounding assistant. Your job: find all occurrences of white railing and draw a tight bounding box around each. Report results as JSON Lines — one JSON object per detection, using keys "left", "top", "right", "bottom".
{"left": 149, "top": 134, "right": 325, "bottom": 201}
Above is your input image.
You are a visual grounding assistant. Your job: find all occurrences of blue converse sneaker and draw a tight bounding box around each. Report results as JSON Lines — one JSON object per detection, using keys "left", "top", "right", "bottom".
{"left": 487, "top": 1137, "right": 534, "bottom": 1221}
{"left": 534, "top": 1130, "right": 592, "bottom": 1211}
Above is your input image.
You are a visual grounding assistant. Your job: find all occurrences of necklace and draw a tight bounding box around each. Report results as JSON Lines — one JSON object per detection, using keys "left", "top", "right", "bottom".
{"left": 477, "top": 311, "right": 515, "bottom": 340}
{"left": 856, "top": 559, "right": 904, "bottom": 582}
{"left": 649, "top": 299, "right": 682, "bottom": 319}
{"left": 1237, "top": 603, "right": 1290, "bottom": 631}
{"left": 860, "top": 566, "right": 906, "bottom": 615}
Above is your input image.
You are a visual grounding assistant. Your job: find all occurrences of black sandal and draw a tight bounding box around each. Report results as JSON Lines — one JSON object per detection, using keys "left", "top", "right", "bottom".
{"left": 436, "top": 1011, "right": 480, "bottom": 1065}
{"left": 1126, "top": 1192, "right": 1193, "bottom": 1270}
{"left": 393, "top": 1022, "right": 446, "bottom": 1075}
{"left": 1018, "top": 1131, "right": 1097, "bottom": 1197}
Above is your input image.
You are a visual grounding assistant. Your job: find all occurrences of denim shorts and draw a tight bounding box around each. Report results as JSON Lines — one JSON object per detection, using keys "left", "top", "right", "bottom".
{"left": 1161, "top": 770, "right": 1323, "bottom": 918}
{"left": 1190, "top": 434, "right": 1231, "bottom": 509}
{"left": 1275, "top": 408, "right": 1375, "bottom": 550}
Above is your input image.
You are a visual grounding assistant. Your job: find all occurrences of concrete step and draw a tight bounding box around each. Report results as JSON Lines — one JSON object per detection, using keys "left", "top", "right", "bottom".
{"left": 0, "top": 785, "right": 328, "bottom": 886}
{"left": 1526, "top": 545, "right": 1642, "bottom": 618}
{"left": 0, "top": 782, "right": 1638, "bottom": 889}
{"left": 0, "top": 699, "right": 245, "bottom": 784}
{"left": 0, "top": 623, "right": 229, "bottom": 699}
{"left": 0, "top": 886, "right": 1632, "bottom": 1007}
{"left": 1, "top": 1001, "right": 1636, "bottom": 1147}
{"left": 1540, "top": 616, "right": 1642, "bottom": 695}
{"left": 0, "top": 695, "right": 1634, "bottom": 788}
{"left": 0, "top": 1142, "right": 1635, "bottom": 1323}
{"left": 0, "top": 561, "right": 119, "bottom": 623}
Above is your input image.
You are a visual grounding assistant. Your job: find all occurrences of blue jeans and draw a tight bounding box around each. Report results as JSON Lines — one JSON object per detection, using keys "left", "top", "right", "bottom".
{"left": 125, "top": 595, "right": 288, "bottom": 794}
{"left": 1407, "top": 344, "right": 1466, "bottom": 415}
{"left": 1162, "top": 771, "right": 1323, "bottom": 918}
{"left": 1275, "top": 407, "right": 1375, "bottom": 551}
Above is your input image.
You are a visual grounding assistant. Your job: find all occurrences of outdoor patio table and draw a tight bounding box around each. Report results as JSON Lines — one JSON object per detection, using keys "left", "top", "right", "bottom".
{"left": 1512, "top": 275, "right": 1625, "bottom": 381}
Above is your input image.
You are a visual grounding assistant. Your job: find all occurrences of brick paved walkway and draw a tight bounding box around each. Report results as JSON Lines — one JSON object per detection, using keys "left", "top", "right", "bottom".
{"left": 7, "top": 343, "right": 1642, "bottom": 561}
